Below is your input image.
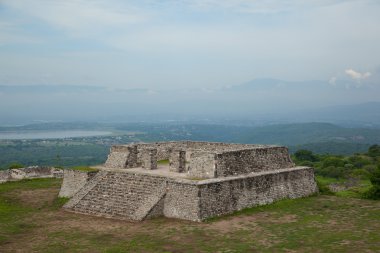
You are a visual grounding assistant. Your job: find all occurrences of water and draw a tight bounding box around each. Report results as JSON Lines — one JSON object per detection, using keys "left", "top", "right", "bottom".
{"left": 0, "top": 130, "right": 112, "bottom": 140}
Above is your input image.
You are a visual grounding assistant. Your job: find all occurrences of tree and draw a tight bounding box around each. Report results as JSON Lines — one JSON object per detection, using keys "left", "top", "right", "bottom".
{"left": 294, "top": 149, "right": 318, "bottom": 162}
{"left": 368, "top": 145, "right": 380, "bottom": 158}
{"left": 8, "top": 163, "right": 24, "bottom": 169}
{"left": 322, "top": 157, "right": 345, "bottom": 168}
{"left": 366, "top": 166, "right": 380, "bottom": 200}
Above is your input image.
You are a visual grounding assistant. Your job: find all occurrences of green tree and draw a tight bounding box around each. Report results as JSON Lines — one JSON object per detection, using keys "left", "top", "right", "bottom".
{"left": 8, "top": 163, "right": 24, "bottom": 169}
{"left": 366, "top": 166, "right": 380, "bottom": 200}
{"left": 322, "top": 157, "right": 345, "bottom": 168}
{"left": 294, "top": 149, "right": 318, "bottom": 162}
{"left": 368, "top": 144, "right": 380, "bottom": 158}
{"left": 348, "top": 155, "right": 371, "bottom": 168}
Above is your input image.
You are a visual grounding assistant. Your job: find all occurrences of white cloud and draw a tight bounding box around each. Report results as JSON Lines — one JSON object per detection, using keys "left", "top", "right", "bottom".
{"left": 345, "top": 69, "right": 371, "bottom": 81}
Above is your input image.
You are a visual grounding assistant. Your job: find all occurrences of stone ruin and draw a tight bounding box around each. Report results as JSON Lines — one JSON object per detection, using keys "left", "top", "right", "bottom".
{"left": 0, "top": 166, "right": 63, "bottom": 184}
{"left": 60, "top": 141, "right": 318, "bottom": 222}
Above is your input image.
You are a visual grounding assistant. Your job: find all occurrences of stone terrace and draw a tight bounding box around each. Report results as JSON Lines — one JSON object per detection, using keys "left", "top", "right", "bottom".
{"left": 61, "top": 141, "right": 318, "bottom": 222}
{"left": 104, "top": 141, "right": 295, "bottom": 179}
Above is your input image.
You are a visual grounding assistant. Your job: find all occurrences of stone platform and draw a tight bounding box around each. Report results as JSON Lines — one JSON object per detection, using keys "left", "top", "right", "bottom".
{"left": 60, "top": 141, "right": 318, "bottom": 222}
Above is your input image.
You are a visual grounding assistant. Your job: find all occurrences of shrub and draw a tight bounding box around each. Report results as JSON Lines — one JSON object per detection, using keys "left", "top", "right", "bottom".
{"left": 298, "top": 161, "right": 315, "bottom": 167}
{"left": 315, "top": 177, "right": 333, "bottom": 195}
{"left": 368, "top": 144, "right": 380, "bottom": 158}
{"left": 347, "top": 155, "right": 371, "bottom": 169}
{"left": 316, "top": 166, "right": 346, "bottom": 179}
{"left": 322, "top": 157, "right": 345, "bottom": 168}
{"left": 364, "top": 166, "right": 380, "bottom": 200}
{"left": 350, "top": 168, "right": 371, "bottom": 180}
{"left": 294, "top": 149, "right": 318, "bottom": 162}
{"left": 8, "top": 163, "right": 24, "bottom": 169}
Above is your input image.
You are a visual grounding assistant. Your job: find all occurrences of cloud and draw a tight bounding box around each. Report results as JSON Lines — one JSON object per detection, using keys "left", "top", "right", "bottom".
{"left": 345, "top": 69, "right": 371, "bottom": 81}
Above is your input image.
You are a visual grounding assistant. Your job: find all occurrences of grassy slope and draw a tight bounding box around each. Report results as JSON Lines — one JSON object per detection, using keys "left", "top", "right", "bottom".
{"left": 0, "top": 178, "right": 379, "bottom": 252}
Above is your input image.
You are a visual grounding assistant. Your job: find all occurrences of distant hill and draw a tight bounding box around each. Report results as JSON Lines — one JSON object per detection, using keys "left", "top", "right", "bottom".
{"left": 287, "top": 102, "right": 380, "bottom": 127}
{"left": 288, "top": 142, "right": 372, "bottom": 155}
{"left": 1, "top": 80, "right": 380, "bottom": 126}
{"left": 236, "top": 122, "right": 380, "bottom": 146}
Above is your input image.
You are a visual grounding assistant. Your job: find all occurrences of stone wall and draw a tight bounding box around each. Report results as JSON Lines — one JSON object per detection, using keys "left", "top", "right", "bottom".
{"left": 104, "top": 145, "right": 138, "bottom": 168}
{"left": 215, "top": 147, "right": 294, "bottom": 177}
{"left": 0, "top": 166, "right": 63, "bottom": 184}
{"left": 187, "top": 152, "right": 216, "bottom": 179}
{"left": 0, "top": 170, "right": 10, "bottom": 183}
{"left": 197, "top": 167, "right": 317, "bottom": 220}
{"left": 133, "top": 141, "right": 268, "bottom": 160}
{"left": 109, "top": 142, "right": 285, "bottom": 170}
{"left": 164, "top": 181, "right": 200, "bottom": 221}
{"left": 62, "top": 166, "right": 317, "bottom": 222}
{"left": 58, "top": 169, "right": 98, "bottom": 198}
{"left": 136, "top": 142, "right": 185, "bottom": 161}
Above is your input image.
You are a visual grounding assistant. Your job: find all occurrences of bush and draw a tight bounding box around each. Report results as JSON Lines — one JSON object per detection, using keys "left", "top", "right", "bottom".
{"left": 365, "top": 166, "right": 380, "bottom": 200}
{"left": 365, "top": 186, "right": 380, "bottom": 200}
{"left": 316, "top": 166, "right": 346, "bottom": 179}
{"left": 8, "top": 163, "right": 24, "bottom": 169}
{"left": 294, "top": 149, "right": 318, "bottom": 162}
{"left": 350, "top": 169, "right": 371, "bottom": 180}
{"left": 368, "top": 145, "right": 380, "bottom": 158}
{"left": 348, "top": 155, "right": 371, "bottom": 169}
{"left": 298, "top": 161, "right": 315, "bottom": 167}
{"left": 363, "top": 164, "right": 377, "bottom": 174}
{"left": 316, "top": 178, "right": 333, "bottom": 195}
{"left": 322, "top": 157, "right": 345, "bottom": 168}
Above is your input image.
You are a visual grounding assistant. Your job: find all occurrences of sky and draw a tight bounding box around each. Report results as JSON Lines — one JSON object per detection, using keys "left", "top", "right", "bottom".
{"left": 1, "top": 0, "right": 380, "bottom": 90}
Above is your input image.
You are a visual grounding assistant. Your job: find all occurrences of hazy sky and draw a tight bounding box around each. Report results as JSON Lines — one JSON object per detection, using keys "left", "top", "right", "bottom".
{"left": 1, "top": 0, "right": 380, "bottom": 89}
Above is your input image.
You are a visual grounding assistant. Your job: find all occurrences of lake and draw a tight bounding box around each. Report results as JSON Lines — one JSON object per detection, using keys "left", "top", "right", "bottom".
{"left": 0, "top": 130, "right": 112, "bottom": 140}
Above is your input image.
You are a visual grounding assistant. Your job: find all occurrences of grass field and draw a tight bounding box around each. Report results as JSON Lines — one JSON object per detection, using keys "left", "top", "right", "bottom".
{"left": 0, "top": 178, "right": 379, "bottom": 252}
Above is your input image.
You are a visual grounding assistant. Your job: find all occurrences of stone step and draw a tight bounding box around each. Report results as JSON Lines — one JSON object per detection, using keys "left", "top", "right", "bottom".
{"left": 65, "top": 171, "right": 167, "bottom": 220}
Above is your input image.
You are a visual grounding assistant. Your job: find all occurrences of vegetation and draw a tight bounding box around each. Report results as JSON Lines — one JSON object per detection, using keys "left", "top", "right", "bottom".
{"left": 1, "top": 122, "right": 380, "bottom": 169}
{"left": 7, "top": 163, "right": 24, "bottom": 169}
{"left": 157, "top": 159, "right": 170, "bottom": 165}
{"left": 0, "top": 139, "right": 109, "bottom": 169}
{"left": 1, "top": 178, "right": 379, "bottom": 252}
{"left": 365, "top": 166, "right": 380, "bottom": 200}
{"left": 292, "top": 145, "right": 380, "bottom": 199}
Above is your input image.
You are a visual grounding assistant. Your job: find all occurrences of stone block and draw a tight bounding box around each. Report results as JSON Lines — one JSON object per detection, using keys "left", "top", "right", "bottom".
{"left": 141, "top": 148, "right": 158, "bottom": 170}
{"left": 169, "top": 150, "right": 186, "bottom": 173}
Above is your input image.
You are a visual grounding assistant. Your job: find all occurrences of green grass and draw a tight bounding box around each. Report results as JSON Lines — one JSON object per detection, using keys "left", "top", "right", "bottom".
{"left": 51, "top": 197, "right": 70, "bottom": 210}
{"left": 205, "top": 197, "right": 317, "bottom": 222}
{"left": 0, "top": 178, "right": 62, "bottom": 193}
{"left": 315, "top": 175, "right": 344, "bottom": 185}
{"left": 0, "top": 178, "right": 63, "bottom": 244}
{"left": 335, "top": 180, "right": 373, "bottom": 198}
{"left": 157, "top": 159, "right": 169, "bottom": 165}
{"left": 315, "top": 176, "right": 335, "bottom": 195}
{"left": 316, "top": 175, "right": 373, "bottom": 198}
{"left": 70, "top": 166, "right": 99, "bottom": 172}
{"left": 1, "top": 178, "right": 380, "bottom": 252}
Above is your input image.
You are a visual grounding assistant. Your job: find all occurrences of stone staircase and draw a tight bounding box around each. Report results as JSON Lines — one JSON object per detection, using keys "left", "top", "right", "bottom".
{"left": 64, "top": 171, "right": 168, "bottom": 221}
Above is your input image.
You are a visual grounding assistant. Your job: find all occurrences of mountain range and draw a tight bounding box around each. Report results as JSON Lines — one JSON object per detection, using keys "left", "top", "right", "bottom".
{"left": 0, "top": 78, "right": 379, "bottom": 126}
